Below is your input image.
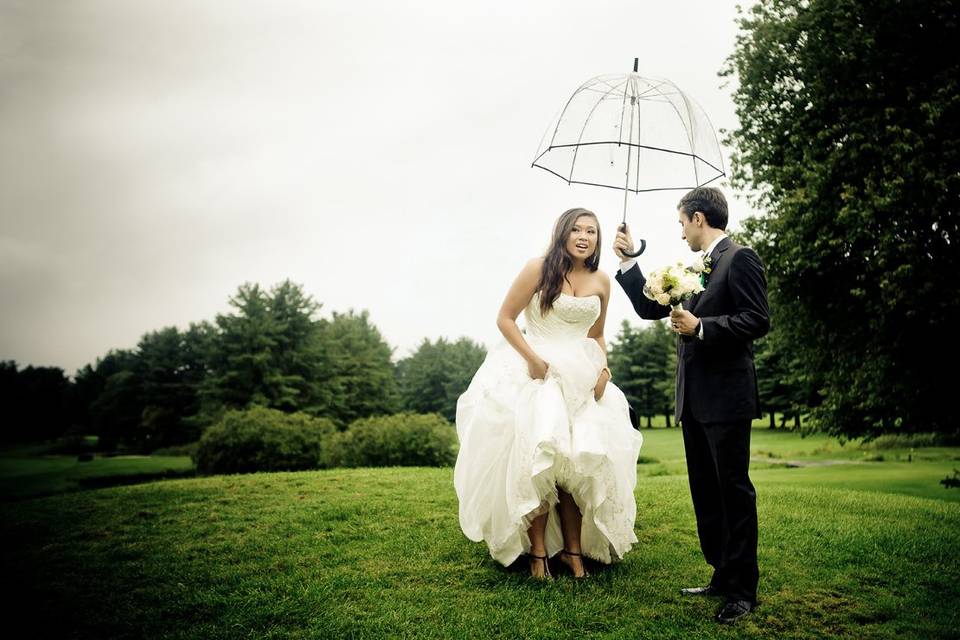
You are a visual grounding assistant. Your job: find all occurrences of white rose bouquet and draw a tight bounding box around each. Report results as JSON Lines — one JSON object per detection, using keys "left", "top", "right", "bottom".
{"left": 642, "top": 259, "right": 708, "bottom": 311}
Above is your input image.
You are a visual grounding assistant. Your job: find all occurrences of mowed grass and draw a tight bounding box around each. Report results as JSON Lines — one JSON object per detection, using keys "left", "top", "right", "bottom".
{"left": 3, "top": 449, "right": 959, "bottom": 639}
{"left": 636, "top": 428, "right": 960, "bottom": 503}
{"left": 0, "top": 447, "right": 196, "bottom": 500}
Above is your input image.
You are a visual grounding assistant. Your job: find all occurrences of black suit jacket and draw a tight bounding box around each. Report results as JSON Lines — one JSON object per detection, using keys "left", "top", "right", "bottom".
{"left": 615, "top": 237, "right": 770, "bottom": 424}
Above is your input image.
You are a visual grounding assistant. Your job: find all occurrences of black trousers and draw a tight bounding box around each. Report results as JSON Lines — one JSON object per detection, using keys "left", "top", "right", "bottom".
{"left": 680, "top": 410, "right": 759, "bottom": 603}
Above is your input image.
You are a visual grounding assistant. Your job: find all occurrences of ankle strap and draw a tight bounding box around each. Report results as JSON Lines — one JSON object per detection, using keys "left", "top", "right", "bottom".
{"left": 562, "top": 549, "right": 582, "bottom": 556}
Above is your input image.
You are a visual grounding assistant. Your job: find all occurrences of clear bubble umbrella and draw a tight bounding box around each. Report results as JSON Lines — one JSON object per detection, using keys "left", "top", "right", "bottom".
{"left": 532, "top": 59, "right": 725, "bottom": 256}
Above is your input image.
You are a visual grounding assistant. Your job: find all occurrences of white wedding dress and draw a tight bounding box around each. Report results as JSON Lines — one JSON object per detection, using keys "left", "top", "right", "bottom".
{"left": 454, "top": 291, "right": 644, "bottom": 566}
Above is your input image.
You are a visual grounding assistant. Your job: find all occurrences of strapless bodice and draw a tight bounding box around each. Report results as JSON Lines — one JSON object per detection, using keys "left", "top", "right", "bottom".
{"left": 523, "top": 291, "right": 601, "bottom": 340}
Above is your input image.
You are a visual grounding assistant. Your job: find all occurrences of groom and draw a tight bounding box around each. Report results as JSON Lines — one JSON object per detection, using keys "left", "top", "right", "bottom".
{"left": 613, "top": 187, "right": 769, "bottom": 624}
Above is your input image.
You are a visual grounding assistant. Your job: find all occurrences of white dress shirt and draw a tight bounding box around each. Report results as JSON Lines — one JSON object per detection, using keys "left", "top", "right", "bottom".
{"left": 619, "top": 233, "right": 727, "bottom": 340}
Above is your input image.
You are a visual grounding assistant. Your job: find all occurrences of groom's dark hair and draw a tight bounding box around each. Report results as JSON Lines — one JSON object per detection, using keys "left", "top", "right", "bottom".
{"left": 678, "top": 187, "right": 728, "bottom": 230}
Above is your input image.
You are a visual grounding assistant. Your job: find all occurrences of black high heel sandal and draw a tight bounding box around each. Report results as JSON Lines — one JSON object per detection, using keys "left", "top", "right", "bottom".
{"left": 527, "top": 553, "right": 552, "bottom": 580}
{"left": 560, "top": 549, "right": 590, "bottom": 579}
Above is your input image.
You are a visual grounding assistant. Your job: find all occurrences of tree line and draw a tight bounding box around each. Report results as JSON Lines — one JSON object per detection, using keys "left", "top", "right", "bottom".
{"left": 0, "top": 280, "right": 486, "bottom": 451}
{"left": 1, "top": 277, "right": 805, "bottom": 451}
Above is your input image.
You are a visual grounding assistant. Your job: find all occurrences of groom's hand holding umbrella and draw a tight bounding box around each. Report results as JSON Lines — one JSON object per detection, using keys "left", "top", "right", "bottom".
{"left": 613, "top": 225, "right": 637, "bottom": 261}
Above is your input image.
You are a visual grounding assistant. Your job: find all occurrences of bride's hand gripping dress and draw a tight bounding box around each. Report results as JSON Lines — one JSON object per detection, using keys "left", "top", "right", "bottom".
{"left": 454, "top": 290, "right": 644, "bottom": 566}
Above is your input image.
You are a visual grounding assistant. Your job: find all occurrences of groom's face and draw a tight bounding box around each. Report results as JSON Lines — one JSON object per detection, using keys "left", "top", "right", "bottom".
{"left": 678, "top": 208, "right": 703, "bottom": 252}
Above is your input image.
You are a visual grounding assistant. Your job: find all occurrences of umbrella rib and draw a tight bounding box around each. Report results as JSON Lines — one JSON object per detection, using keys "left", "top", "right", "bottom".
{"left": 649, "top": 80, "right": 700, "bottom": 183}
{"left": 621, "top": 76, "right": 636, "bottom": 216}
{"left": 530, "top": 167, "right": 725, "bottom": 193}
{"left": 689, "top": 93, "right": 726, "bottom": 181}
{"left": 545, "top": 141, "right": 705, "bottom": 157}
{"left": 631, "top": 78, "right": 676, "bottom": 192}
{"left": 547, "top": 76, "right": 600, "bottom": 151}
{"left": 676, "top": 88, "right": 701, "bottom": 185}
{"left": 632, "top": 76, "right": 642, "bottom": 193}
{"left": 567, "top": 77, "right": 629, "bottom": 184}
{"left": 635, "top": 80, "right": 669, "bottom": 99}
{"left": 583, "top": 77, "right": 623, "bottom": 95}
{"left": 533, "top": 149, "right": 724, "bottom": 178}
{"left": 618, "top": 76, "right": 629, "bottom": 146}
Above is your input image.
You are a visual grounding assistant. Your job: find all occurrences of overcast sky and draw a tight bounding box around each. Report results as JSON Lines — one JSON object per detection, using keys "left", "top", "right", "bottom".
{"left": 1, "top": 0, "right": 756, "bottom": 377}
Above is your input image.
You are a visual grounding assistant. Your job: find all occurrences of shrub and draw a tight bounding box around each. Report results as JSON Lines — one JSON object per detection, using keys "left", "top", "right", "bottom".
{"left": 193, "top": 405, "right": 336, "bottom": 475}
{"left": 325, "top": 412, "right": 457, "bottom": 468}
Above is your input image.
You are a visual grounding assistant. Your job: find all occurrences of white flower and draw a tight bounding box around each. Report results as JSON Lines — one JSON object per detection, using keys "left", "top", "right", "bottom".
{"left": 690, "top": 255, "right": 705, "bottom": 272}
{"left": 656, "top": 292, "right": 671, "bottom": 305}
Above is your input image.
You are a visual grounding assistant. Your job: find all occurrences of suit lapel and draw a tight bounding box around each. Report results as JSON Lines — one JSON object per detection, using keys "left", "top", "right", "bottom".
{"left": 708, "top": 236, "right": 732, "bottom": 271}
{"left": 690, "top": 237, "right": 732, "bottom": 315}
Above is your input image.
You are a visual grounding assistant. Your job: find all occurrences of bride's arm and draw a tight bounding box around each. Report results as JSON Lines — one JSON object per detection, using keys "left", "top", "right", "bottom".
{"left": 588, "top": 274, "right": 612, "bottom": 399}
{"left": 496, "top": 258, "right": 548, "bottom": 377}
{"left": 587, "top": 272, "right": 611, "bottom": 365}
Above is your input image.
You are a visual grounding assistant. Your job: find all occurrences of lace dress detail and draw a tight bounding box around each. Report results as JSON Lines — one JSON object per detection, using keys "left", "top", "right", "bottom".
{"left": 454, "top": 291, "right": 644, "bottom": 566}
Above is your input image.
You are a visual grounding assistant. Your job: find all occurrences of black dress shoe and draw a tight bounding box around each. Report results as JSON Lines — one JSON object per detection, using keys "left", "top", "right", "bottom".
{"left": 680, "top": 584, "right": 724, "bottom": 597}
{"left": 715, "top": 599, "right": 754, "bottom": 624}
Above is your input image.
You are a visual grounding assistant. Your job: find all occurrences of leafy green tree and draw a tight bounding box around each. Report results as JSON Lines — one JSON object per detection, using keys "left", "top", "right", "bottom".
{"left": 753, "top": 336, "right": 792, "bottom": 428}
{"left": 396, "top": 337, "right": 486, "bottom": 422}
{"left": 0, "top": 361, "right": 72, "bottom": 443}
{"left": 201, "top": 282, "right": 281, "bottom": 411}
{"left": 608, "top": 320, "right": 675, "bottom": 427}
{"left": 723, "top": 0, "right": 960, "bottom": 437}
{"left": 0, "top": 361, "right": 18, "bottom": 441}
{"left": 199, "top": 280, "right": 336, "bottom": 420}
{"left": 90, "top": 367, "right": 142, "bottom": 451}
{"left": 262, "top": 279, "right": 324, "bottom": 411}
{"left": 135, "top": 326, "right": 209, "bottom": 450}
{"left": 72, "top": 349, "right": 142, "bottom": 450}
{"left": 315, "top": 309, "right": 401, "bottom": 426}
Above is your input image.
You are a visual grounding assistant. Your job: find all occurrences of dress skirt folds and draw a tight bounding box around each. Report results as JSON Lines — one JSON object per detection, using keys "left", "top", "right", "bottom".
{"left": 454, "top": 292, "right": 643, "bottom": 566}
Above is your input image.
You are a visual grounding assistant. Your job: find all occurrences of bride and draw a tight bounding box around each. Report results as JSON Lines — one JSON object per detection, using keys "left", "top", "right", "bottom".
{"left": 454, "top": 207, "right": 644, "bottom": 580}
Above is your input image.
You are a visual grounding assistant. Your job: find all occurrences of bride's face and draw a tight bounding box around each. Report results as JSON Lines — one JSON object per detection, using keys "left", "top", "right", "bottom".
{"left": 565, "top": 215, "right": 598, "bottom": 261}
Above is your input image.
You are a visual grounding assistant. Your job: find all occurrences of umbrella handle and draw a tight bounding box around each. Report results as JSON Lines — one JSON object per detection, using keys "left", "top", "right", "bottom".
{"left": 617, "top": 223, "right": 647, "bottom": 257}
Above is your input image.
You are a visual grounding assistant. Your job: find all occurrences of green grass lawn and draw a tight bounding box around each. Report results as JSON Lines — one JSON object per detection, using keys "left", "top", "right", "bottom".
{"left": 0, "top": 447, "right": 196, "bottom": 500}
{"left": 2, "top": 428, "right": 959, "bottom": 639}
{"left": 635, "top": 428, "right": 960, "bottom": 503}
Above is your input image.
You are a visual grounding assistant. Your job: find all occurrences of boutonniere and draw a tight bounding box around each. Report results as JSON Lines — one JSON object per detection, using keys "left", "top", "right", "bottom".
{"left": 690, "top": 255, "right": 712, "bottom": 287}
{"left": 690, "top": 255, "right": 712, "bottom": 274}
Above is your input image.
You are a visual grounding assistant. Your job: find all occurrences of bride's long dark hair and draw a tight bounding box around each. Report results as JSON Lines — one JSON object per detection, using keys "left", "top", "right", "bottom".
{"left": 537, "top": 207, "right": 601, "bottom": 316}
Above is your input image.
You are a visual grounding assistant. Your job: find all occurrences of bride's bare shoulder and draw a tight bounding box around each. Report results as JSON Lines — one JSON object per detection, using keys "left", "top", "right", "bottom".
{"left": 593, "top": 269, "right": 611, "bottom": 299}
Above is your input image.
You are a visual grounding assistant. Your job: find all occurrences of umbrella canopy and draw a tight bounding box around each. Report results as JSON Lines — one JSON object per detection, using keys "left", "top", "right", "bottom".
{"left": 532, "top": 63, "right": 725, "bottom": 195}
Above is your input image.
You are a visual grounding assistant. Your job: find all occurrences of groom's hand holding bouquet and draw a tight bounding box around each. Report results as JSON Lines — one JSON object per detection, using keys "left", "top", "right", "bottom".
{"left": 644, "top": 258, "right": 711, "bottom": 336}
{"left": 615, "top": 226, "right": 709, "bottom": 337}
